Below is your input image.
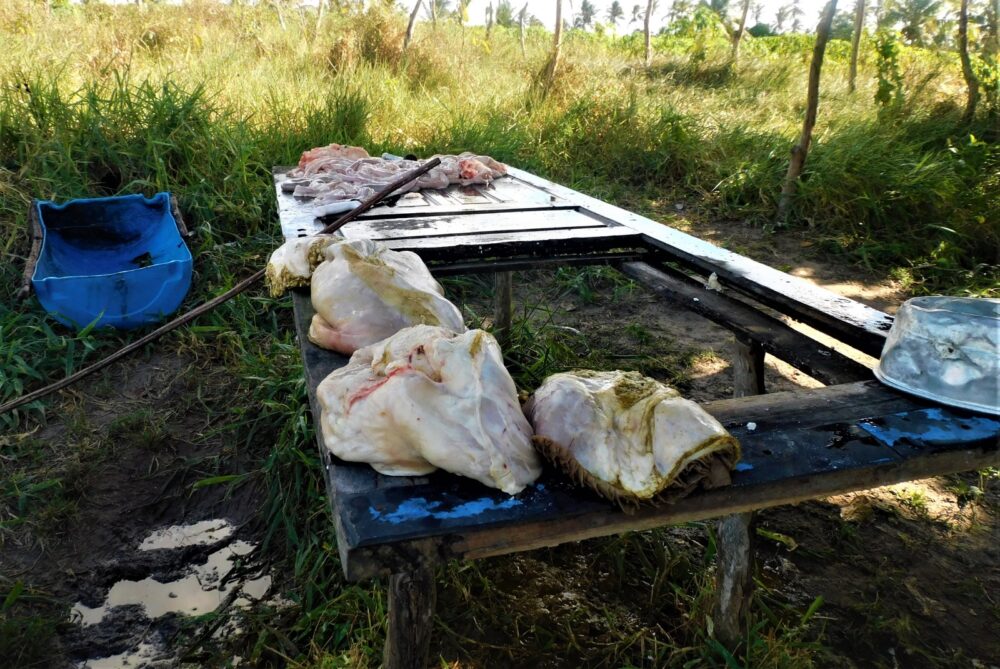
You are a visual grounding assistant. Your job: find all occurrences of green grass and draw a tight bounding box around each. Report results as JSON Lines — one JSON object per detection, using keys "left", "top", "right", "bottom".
{"left": 0, "top": 1, "right": 998, "bottom": 667}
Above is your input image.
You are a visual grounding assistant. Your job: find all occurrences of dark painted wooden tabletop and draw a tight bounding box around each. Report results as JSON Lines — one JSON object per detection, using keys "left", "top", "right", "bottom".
{"left": 291, "top": 292, "right": 999, "bottom": 581}
{"left": 274, "top": 166, "right": 998, "bottom": 581}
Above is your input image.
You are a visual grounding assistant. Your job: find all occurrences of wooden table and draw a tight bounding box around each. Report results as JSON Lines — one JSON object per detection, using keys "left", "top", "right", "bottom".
{"left": 274, "top": 167, "right": 1000, "bottom": 667}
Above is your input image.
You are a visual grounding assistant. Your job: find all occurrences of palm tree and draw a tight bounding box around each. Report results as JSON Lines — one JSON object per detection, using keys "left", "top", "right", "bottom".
{"left": 669, "top": 0, "right": 694, "bottom": 24}
{"left": 775, "top": 3, "right": 792, "bottom": 31}
{"left": 575, "top": 0, "right": 598, "bottom": 28}
{"left": 607, "top": 0, "right": 625, "bottom": 27}
{"left": 886, "top": 0, "right": 943, "bottom": 45}
{"left": 631, "top": 3, "right": 643, "bottom": 23}
{"left": 790, "top": 0, "right": 805, "bottom": 31}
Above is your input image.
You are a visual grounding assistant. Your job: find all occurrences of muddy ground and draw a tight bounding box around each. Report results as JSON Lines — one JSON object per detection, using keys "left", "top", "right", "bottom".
{"left": 1, "top": 222, "right": 997, "bottom": 668}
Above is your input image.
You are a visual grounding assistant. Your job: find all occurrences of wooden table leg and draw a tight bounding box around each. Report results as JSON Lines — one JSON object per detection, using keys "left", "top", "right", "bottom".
{"left": 493, "top": 271, "right": 513, "bottom": 348}
{"left": 713, "top": 338, "right": 764, "bottom": 649}
{"left": 384, "top": 567, "right": 436, "bottom": 669}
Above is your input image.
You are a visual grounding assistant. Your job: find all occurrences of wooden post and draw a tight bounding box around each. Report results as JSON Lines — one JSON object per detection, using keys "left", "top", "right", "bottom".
{"left": 731, "top": 338, "right": 765, "bottom": 398}
{"left": 775, "top": 0, "right": 838, "bottom": 224}
{"left": 383, "top": 567, "right": 436, "bottom": 669}
{"left": 493, "top": 272, "right": 514, "bottom": 348}
{"left": 848, "top": 0, "right": 865, "bottom": 92}
{"left": 713, "top": 338, "right": 764, "bottom": 651}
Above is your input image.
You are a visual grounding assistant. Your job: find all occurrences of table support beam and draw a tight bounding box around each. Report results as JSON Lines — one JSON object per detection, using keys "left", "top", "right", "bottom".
{"left": 713, "top": 338, "right": 764, "bottom": 650}
{"left": 384, "top": 567, "right": 437, "bottom": 669}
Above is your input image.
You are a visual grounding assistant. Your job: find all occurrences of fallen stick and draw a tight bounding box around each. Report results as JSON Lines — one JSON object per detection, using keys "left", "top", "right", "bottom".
{"left": 0, "top": 158, "right": 442, "bottom": 417}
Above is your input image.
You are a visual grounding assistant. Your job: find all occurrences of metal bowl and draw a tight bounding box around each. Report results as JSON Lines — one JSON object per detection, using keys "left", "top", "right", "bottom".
{"left": 875, "top": 296, "right": 999, "bottom": 415}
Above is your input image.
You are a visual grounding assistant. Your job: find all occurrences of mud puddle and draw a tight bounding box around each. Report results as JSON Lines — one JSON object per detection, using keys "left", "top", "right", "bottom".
{"left": 70, "top": 520, "right": 270, "bottom": 669}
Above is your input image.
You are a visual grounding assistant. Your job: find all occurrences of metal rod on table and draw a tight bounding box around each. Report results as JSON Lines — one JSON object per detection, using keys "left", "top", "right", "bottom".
{"left": 0, "top": 158, "right": 442, "bottom": 417}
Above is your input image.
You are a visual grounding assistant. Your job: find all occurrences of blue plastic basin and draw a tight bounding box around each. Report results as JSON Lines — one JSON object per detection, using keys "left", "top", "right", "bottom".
{"left": 31, "top": 193, "right": 193, "bottom": 331}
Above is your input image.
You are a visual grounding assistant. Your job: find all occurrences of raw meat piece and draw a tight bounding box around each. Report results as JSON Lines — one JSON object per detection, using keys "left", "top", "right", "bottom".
{"left": 309, "top": 239, "right": 466, "bottom": 354}
{"left": 526, "top": 370, "right": 740, "bottom": 505}
{"left": 281, "top": 144, "right": 508, "bottom": 205}
{"left": 265, "top": 236, "right": 336, "bottom": 297}
{"left": 296, "top": 143, "right": 370, "bottom": 171}
{"left": 316, "top": 325, "right": 541, "bottom": 493}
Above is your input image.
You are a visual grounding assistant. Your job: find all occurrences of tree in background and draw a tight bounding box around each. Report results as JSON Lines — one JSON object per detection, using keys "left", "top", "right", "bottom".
{"left": 749, "top": 21, "right": 776, "bottom": 34}
{"left": 732, "top": 0, "right": 752, "bottom": 61}
{"left": 886, "top": 0, "right": 943, "bottom": 45}
{"left": 427, "top": 0, "right": 450, "bottom": 24}
{"left": 849, "top": 0, "right": 866, "bottom": 92}
{"left": 669, "top": 0, "right": 695, "bottom": 24}
{"left": 778, "top": 0, "right": 839, "bottom": 222}
{"left": 455, "top": 0, "right": 471, "bottom": 33}
{"left": 775, "top": 3, "right": 791, "bottom": 30}
{"left": 607, "top": 0, "right": 625, "bottom": 29}
{"left": 518, "top": 2, "right": 528, "bottom": 56}
{"left": 544, "top": 0, "right": 564, "bottom": 92}
{"left": 980, "top": 0, "right": 998, "bottom": 120}
{"left": 791, "top": 0, "right": 805, "bottom": 30}
{"left": 644, "top": 0, "right": 657, "bottom": 66}
{"left": 874, "top": 27, "right": 905, "bottom": 107}
{"left": 831, "top": 9, "right": 856, "bottom": 37}
{"left": 496, "top": 0, "right": 515, "bottom": 27}
{"left": 485, "top": 1, "right": 494, "bottom": 38}
{"left": 405, "top": 0, "right": 423, "bottom": 49}
{"left": 574, "top": 0, "right": 598, "bottom": 28}
{"left": 752, "top": 1, "right": 764, "bottom": 22}
{"left": 958, "top": 0, "right": 979, "bottom": 120}
{"left": 631, "top": 3, "right": 643, "bottom": 24}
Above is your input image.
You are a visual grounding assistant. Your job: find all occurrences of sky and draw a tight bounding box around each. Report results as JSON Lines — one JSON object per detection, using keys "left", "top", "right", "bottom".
{"left": 460, "top": 0, "right": 834, "bottom": 32}
{"left": 88, "top": 0, "right": 836, "bottom": 33}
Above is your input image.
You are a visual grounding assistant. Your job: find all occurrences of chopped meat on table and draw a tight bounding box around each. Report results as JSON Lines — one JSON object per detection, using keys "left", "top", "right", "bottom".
{"left": 308, "top": 239, "right": 465, "bottom": 355}
{"left": 317, "top": 324, "right": 541, "bottom": 494}
{"left": 282, "top": 144, "right": 507, "bottom": 205}
{"left": 525, "top": 370, "right": 740, "bottom": 506}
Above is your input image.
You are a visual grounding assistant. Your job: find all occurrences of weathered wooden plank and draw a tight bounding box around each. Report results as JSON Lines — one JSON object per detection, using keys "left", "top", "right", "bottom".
{"left": 620, "top": 261, "right": 872, "bottom": 385}
{"left": 334, "top": 390, "right": 999, "bottom": 579}
{"left": 705, "top": 379, "right": 920, "bottom": 428}
{"left": 343, "top": 442, "right": 997, "bottom": 581}
{"left": 340, "top": 208, "right": 602, "bottom": 240}
{"left": 505, "top": 167, "right": 894, "bottom": 356}
{"left": 427, "top": 251, "right": 644, "bottom": 276}
{"left": 377, "top": 227, "right": 644, "bottom": 265}
{"left": 380, "top": 226, "right": 639, "bottom": 249}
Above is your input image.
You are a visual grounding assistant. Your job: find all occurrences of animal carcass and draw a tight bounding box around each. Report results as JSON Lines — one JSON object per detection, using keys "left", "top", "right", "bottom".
{"left": 308, "top": 239, "right": 465, "bottom": 355}
{"left": 526, "top": 370, "right": 740, "bottom": 505}
{"left": 316, "top": 325, "right": 541, "bottom": 494}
